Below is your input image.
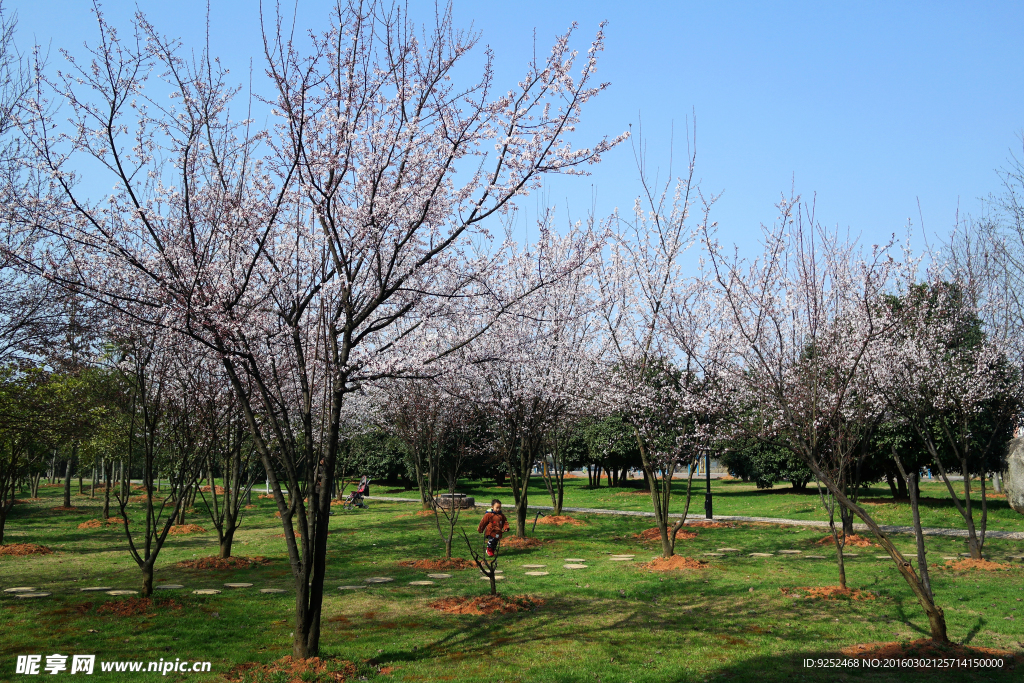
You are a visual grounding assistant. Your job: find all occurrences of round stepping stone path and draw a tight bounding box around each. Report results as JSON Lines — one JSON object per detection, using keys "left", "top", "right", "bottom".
{"left": 408, "top": 581, "right": 434, "bottom": 586}
{"left": 703, "top": 552, "right": 724, "bottom": 557}
{"left": 480, "top": 575, "right": 506, "bottom": 581}
{"left": 521, "top": 564, "right": 546, "bottom": 569}
{"left": 81, "top": 586, "right": 115, "bottom": 592}
{"left": 260, "top": 588, "right": 287, "bottom": 594}
{"left": 363, "top": 577, "right": 394, "bottom": 584}
{"left": 192, "top": 589, "right": 221, "bottom": 595}
{"left": 224, "top": 583, "right": 253, "bottom": 588}
{"left": 777, "top": 550, "right": 802, "bottom": 555}
{"left": 426, "top": 573, "right": 452, "bottom": 579}
{"left": 609, "top": 557, "right": 634, "bottom": 561}
{"left": 804, "top": 555, "right": 827, "bottom": 560}
{"left": 563, "top": 564, "right": 588, "bottom": 569}
{"left": 15, "top": 592, "right": 50, "bottom": 599}
{"left": 842, "top": 553, "right": 859, "bottom": 558}
{"left": 875, "top": 555, "right": 891, "bottom": 560}
{"left": 524, "top": 571, "right": 549, "bottom": 576}
{"left": 154, "top": 585, "right": 184, "bottom": 591}
{"left": 748, "top": 553, "right": 773, "bottom": 558}
{"left": 1008, "top": 555, "right": 1024, "bottom": 562}
{"left": 106, "top": 590, "right": 138, "bottom": 596}
{"left": 3, "top": 587, "right": 36, "bottom": 593}
{"left": 565, "top": 558, "right": 587, "bottom": 562}
{"left": 718, "top": 548, "right": 741, "bottom": 553}
{"left": 338, "top": 585, "right": 367, "bottom": 590}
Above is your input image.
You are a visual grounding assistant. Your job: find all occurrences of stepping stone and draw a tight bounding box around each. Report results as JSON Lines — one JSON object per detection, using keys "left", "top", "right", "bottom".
{"left": 718, "top": 548, "right": 741, "bottom": 553}
{"left": 703, "top": 553, "right": 724, "bottom": 557}
{"left": 408, "top": 581, "right": 434, "bottom": 586}
{"left": 841, "top": 553, "right": 859, "bottom": 558}
{"left": 875, "top": 555, "right": 891, "bottom": 560}
{"left": 154, "top": 584, "right": 185, "bottom": 590}
{"left": 778, "top": 550, "right": 802, "bottom": 555}
{"left": 338, "top": 586, "right": 367, "bottom": 590}
{"left": 610, "top": 554, "right": 635, "bottom": 558}
{"left": 524, "top": 571, "right": 549, "bottom": 576}
{"left": 224, "top": 583, "right": 253, "bottom": 588}
{"left": 192, "top": 589, "right": 221, "bottom": 595}
{"left": 609, "top": 557, "right": 635, "bottom": 561}
{"left": 106, "top": 590, "right": 138, "bottom": 596}
{"left": 563, "top": 564, "right": 588, "bottom": 569}
{"left": 363, "top": 577, "right": 394, "bottom": 584}
{"left": 959, "top": 553, "right": 971, "bottom": 558}
{"left": 1008, "top": 555, "right": 1024, "bottom": 562}
{"left": 565, "top": 558, "right": 587, "bottom": 562}
{"left": 81, "top": 586, "right": 115, "bottom": 592}
{"left": 260, "top": 588, "right": 287, "bottom": 594}
{"left": 3, "top": 587, "right": 36, "bottom": 593}
{"left": 480, "top": 576, "right": 506, "bottom": 581}
{"left": 748, "top": 553, "right": 773, "bottom": 558}
{"left": 426, "top": 573, "right": 452, "bottom": 579}
{"left": 804, "top": 555, "right": 827, "bottom": 560}
{"left": 521, "top": 564, "right": 547, "bottom": 569}
{"left": 15, "top": 592, "right": 50, "bottom": 599}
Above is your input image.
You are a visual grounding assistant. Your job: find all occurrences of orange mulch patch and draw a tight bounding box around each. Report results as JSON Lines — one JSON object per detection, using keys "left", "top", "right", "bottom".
{"left": 687, "top": 521, "right": 735, "bottom": 529}
{"left": 49, "top": 506, "right": 84, "bottom": 513}
{"left": 0, "top": 543, "right": 52, "bottom": 556}
{"left": 429, "top": 595, "right": 544, "bottom": 615}
{"left": 500, "top": 536, "right": 546, "bottom": 549}
{"left": 97, "top": 598, "right": 182, "bottom": 618}
{"left": 640, "top": 555, "right": 709, "bottom": 571}
{"left": 167, "top": 524, "right": 206, "bottom": 535}
{"left": 244, "top": 504, "right": 257, "bottom": 510}
{"left": 815, "top": 534, "right": 877, "bottom": 548}
{"left": 176, "top": 556, "right": 270, "bottom": 570}
{"left": 634, "top": 527, "right": 697, "bottom": 542}
{"left": 536, "top": 515, "right": 584, "bottom": 526}
{"left": 226, "top": 656, "right": 357, "bottom": 683}
{"left": 841, "top": 639, "right": 1017, "bottom": 668}
{"left": 258, "top": 494, "right": 276, "bottom": 500}
{"left": 780, "top": 585, "right": 876, "bottom": 600}
{"left": 937, "top": 558, "right": 1010, "bottom": 571}
{"left": 199, "top": 485, "right": 226, "bottom": 494}
{"left": 77, "top": 519, "right": 103, "bottom": 529}
{"left": 397, "top": 558, "right": 475, "bottom": 571}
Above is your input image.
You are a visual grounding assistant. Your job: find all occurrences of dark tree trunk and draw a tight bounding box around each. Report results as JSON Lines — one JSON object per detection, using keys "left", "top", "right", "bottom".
{"left": 62, "top": 453, "right": 73, "bottom": 508}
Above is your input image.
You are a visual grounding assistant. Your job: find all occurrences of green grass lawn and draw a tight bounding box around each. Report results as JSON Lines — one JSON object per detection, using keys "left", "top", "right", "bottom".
{"left": 442, "top": 476, "right": 1024, "bottom": 534}
{"left": 1, "top": 484, "right": 1023, "bottom": 682}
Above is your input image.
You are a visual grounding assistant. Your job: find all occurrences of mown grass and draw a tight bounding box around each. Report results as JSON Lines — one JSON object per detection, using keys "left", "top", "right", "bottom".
{"left": 1, "top": 484, "right": 1022, "bottom": 682}
{"left": 449, "top": 477, "right": 1024, "bottom": 533}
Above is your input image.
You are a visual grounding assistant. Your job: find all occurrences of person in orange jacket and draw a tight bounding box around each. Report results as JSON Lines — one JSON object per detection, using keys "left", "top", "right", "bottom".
{"left": 476, "top": 499, "right": 510, "bottom": 557}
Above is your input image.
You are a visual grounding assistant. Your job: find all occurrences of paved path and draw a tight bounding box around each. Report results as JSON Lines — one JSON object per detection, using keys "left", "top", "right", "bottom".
{"left": 364, "top": 496, "right": 1024, "bottom": 541}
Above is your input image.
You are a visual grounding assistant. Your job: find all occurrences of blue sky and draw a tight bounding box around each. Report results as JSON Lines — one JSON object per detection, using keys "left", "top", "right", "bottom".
{"left": 12, "top": 0, "right": 1024, "bottom": 253}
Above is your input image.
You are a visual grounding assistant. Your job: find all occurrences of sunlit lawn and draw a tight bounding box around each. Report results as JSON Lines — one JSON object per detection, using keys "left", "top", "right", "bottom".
{"left": 1, "top": 484, "right": 1023, "bottom": 682}
{"left": 449, "top": 477, "right": 1024, "bottom": 534}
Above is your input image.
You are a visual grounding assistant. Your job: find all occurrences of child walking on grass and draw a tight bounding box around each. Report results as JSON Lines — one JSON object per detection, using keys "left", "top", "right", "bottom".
{"left": 477, "top": 499, "right": 510, "bottom": 557}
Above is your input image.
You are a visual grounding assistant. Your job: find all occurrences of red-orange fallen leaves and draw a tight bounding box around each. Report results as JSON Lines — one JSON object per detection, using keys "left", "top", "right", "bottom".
{"left": 500, "top": 536, "right": 546, "bottom": 549}
{"left": 167, "top": 524, "right": 206, "bottom": 535}
{"left": 429, "top": 595, "right": 544, "bottom": 615}
{"left": 936, "top": 558, "right": 1010, "bottom": 571}
{"left": 815, "top": 534, "right": 877, "bottom": 548}
{"left": 397, "top": 558, "right": 475, "bottom": 570}
{"left": 640, "top": 555, "right": 709, "bottom": 571}
{"left": 780, "top": 586, "right": 876, "bottom": 600}
{"left": 97, "top": 598, "right": 183, "bottom": 617}
{"left": 536, "top": 515, "right": 584, "bottom": 526}
{"left": 0, "top": 543, "right": 52, "bottom": 556}
{"left": 634, "top": 527, "right": 697, "bottom": 542}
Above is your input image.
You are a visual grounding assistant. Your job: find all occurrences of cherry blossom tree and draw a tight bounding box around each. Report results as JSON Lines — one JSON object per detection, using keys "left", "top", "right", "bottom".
{"left": 596, "top": 129, "right": 719, "bottom": 558}
{"left": 703, "top": 198, "right": 954, "bottom": 642}
{"left": 19, "top": 2, "right": 622, "bottom": 657}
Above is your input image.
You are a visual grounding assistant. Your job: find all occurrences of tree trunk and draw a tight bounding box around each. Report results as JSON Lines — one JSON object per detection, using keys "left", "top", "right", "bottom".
{"left": 141, "top": 562, "right": 154, "bottom": 597}
{"left": 885, "top": 471, "right": 899, "bottom": 499}
{"left": 102, "top": 461, "right": 112, "bottom": 519}
{"left": 62, "top": 453, "right": 73, "bottom": 508}
{"left": 219, "top": 531, "right": 234, "bottom": 559}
